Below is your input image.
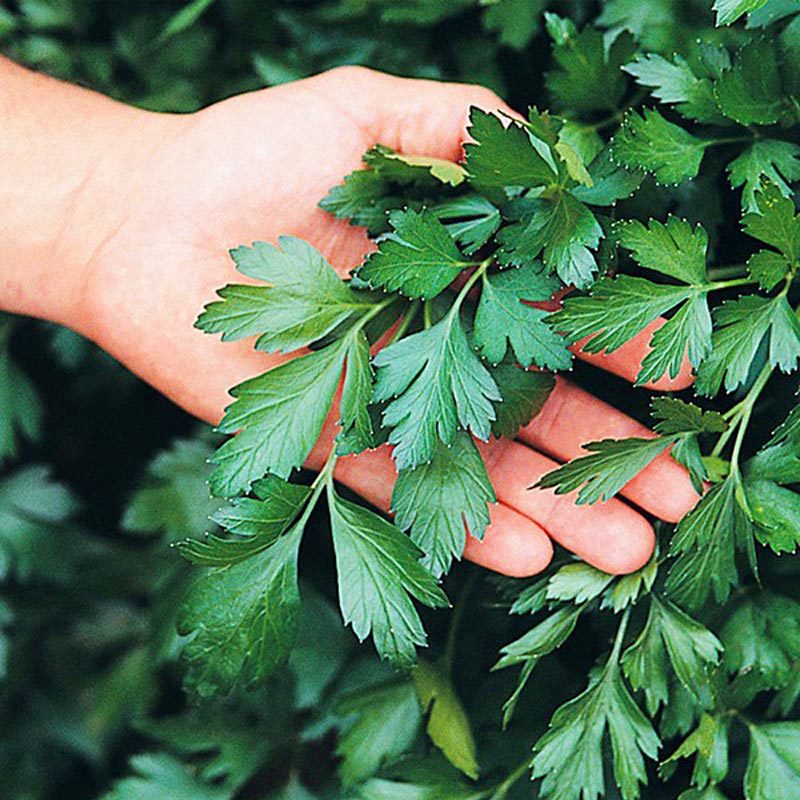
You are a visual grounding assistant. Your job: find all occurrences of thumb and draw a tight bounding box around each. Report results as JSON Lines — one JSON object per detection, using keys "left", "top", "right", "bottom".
{"left": 308, "top": 66, "right": 521, "bottom": 161}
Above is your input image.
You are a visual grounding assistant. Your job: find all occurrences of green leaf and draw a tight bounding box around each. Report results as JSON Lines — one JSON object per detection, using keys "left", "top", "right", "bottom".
{"left": 546, "top": 562, "right": 614, "bottom": 604}
{"left": 464, "top": 107, "right": 557, "bottom": 190}
{"left": 495, "top": 605, "right": 584, "bottom": 725}
{"left": 177, "top": 521, "right": 304, "bottom": 697}
{"left": 413, "top": 659, "right": 479, "bottom": 779}
{"left": 211, "top": 342, "right": 346, "bottom": 495}
{"left": 551, "top": 276, "right": 694, "bottom": 353}
{"left": 352, "top": 759, "right": 477, "bottom": 800}
{"left": 474, "top": 265, "right": 572, "bottom": 370}
{"left": 714, "top": 0, "right": 770, "bottom": 25}
{"left": 531, "top": 661, "right": 660, "bottom": 800}
{"left": 713, "top": 39, "right": 786, "bottom": 125}
{"left": 720, "top": 593, "right": 800, "bottom": 688}
{"left": 338, "top": 330, "right": 375, "bottom": 454}
{"left": 392, "top": 432, "right": 494, "bottom": 577}
{"left": 0, "top": 465, "right": 82, "bottom": 584}
{"left": 490, "top": 364, "right": 555, "bottom": 438}
{"left": 603, "top": 554, "right": 659, "bottom": 613}
{"left": 622, "top": 596, "right": 722, "bottom": 715}
{"left": 623, "top": 53, "right": 724, "bottom": 123}
{"left": 545, "top": 21, "right": 635, "bottom": 113}
{"left": 197, "top": 237, "right": 373, "bottom": 353}
{"left": 611, "top": 108, "right": 709, "bottom": 185}
{"left": 482, "top": 0, "right": 547, "bottom": 49}
{"left": 617, "top": 216, "right": 709, "bottom": 285}
{"left": 159, "top": 0, "right": 216, "bottom": 41}
{"left": 357, "top": 209, "right": 473, "bottom": 300}
{"left": 747, "top": 249, "right": 791, "bottom": 292}
{"left": 663, "top": 714, "right": 730, "bottom": 790}
{"left": 745, "top": 722, "right": 800, "bottom": 800}
{"left": 122, "top": 437, "right": 218, "bottom": 543}
{"left": 373, "top": 312, "right": 500, "bottom": 469}
{"left": 652, "top": 398, "right": 727, "bottom": 491}
{"left": 320, "top": 145, "right": 443, "bottom": 234}
{"left": 433, "top": 195, "right": 501, "bottom": 255}
{"left": 742, "top": 180, "right": 800, "bottom": 266}
{"left": 696, "top": 295, "right": 800, "bottom": 396}
{"left": 102, "top": 753, "right": 230, "bottom": 800}
{"left": 336, "top": 679, "right": 423, "bottom": 786}
{"left": 498, "top": 193, "right": 603, "bottom": 288}
{"left": 746, "top": 477, "right": 800, "bottom": 553}
{"left": 536, "top": 436, "right": 672, "bottom": 504}
{"left": 179, "top": 476, "right": 311, "bottom": 566}
{"left": 329, "top": 490, "right": 448, "bottom": 667}
{"left": 570, "top": 147, "right": 643, "bottom": 206}
{"left": 767, "top": 403, "right": 800, "bottom": 447}
{"left": 728, "top": 140, "right": 800, "bottom": 213}
{"left": 665, "top": 477, "right": 753, "bottom": 609}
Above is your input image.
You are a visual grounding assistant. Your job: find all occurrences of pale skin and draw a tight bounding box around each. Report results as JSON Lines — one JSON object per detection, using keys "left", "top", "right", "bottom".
{"left": 0, "top": 58, "right": 701, "bottom": 577}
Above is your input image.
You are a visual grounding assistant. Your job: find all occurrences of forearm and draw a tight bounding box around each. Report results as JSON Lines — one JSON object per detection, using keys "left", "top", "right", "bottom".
{"left": 0, "top": 56, "right": 163, "bottom": 327}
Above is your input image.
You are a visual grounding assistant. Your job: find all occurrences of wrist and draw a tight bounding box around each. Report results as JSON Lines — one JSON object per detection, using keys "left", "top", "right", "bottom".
{"left": 0, "top": 59, "right": 177, "bottom": 330}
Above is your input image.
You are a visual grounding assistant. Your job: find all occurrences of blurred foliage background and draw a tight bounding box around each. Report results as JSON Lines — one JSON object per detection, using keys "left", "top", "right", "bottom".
{"left": 1, "top": 2, "right": 798, "bottom": 799}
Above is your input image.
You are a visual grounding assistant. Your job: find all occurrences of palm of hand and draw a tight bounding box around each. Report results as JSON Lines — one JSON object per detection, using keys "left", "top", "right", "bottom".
{"left": 80, "top": 68, "right": 699, "bottom": 578}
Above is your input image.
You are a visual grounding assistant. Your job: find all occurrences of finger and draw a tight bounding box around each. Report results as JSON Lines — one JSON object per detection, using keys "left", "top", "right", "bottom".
{"left": 311, "top": 66, "right": 521, "bottom": 161}
{"left": 573, "top": 317, "right": 695, "bottom": 391}
{"left": 478, "top": 438, "right": 655, "bottom": 574}
{"left": 314, "top": 435, "right": 553, "bottom": 578}
{"left": 518, "top": 378, "right": 700, "bottom": 523}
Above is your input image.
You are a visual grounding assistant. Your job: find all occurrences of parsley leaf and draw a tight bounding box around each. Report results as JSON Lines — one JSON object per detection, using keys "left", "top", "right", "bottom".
{"left": 713, "top": 39, "right": 787, "bottom": 125}
{"left": 744, "top": 721, "right": 800, "bottom": 800}
{"left": 373, "top": 312, "right": 500, "bottom": 469}
{"left": 531, "top": 654, "right": 660, "bottom": 800}
{"left": 328, "top": 488, "right": 449, "bottom": 667}
{"left": 433, "top": 195, "right": 501, "bottom": 255}
{"left": 197, "top": 237, "right": 375, "bottom": 353}
{"left": 611, "top": 108, "right": 709, "bottom": 185}
{"left": 464, "top": 107, "right": 557, "bottom": 190}
{"left": 742, "top": 180, "right": 800, "bottom": 267}
{"left": 622, "top": 596, "right": 722, "bottom": 715}
{"left": 392, "top": 432, "right": 494, "bottom": 577}
{"left": 665, "top": 476, "right": 754, "bottom": 609}
{"left": 122, "top": 437, "right": 218, "bottom": 543}
{"left": 490, "top": 364, "right": 555, "bottom": 438}
{"left": 102, "top": 753, "right": 230, "bottom": 800}
{"left": 713, "top": 0, "right": 771, "bottom": 26}
{"left": 720, "top": 592, "right": 800, "bottom": 689}
{"left": 545, "top": 17, "right": 635, "bottom": 113}
{"left": 357, "top": 209, "right": 475, "bottom": 300}
{"left": 474, "top": 265, "right": 572, "bottom": 370}
{"left": 498, "top": 193, "right": 603, "bottom": 288}
{"left": 413, "top": 659, "right": 479, "bottom": 779}
{"left": 728, "top": 140, "right": 800, "bottom": 213}
{"left": 178, "top": 513, "right": 305, "bottom": 697}
{"left": 336, "top": 679, "right": 422, "bottom": 786}
{"left": 696, "top": 295, "right": 800, "bottom": 396}
{"left": 623, "top": 53, "right": 724, "bottom": 123}
{"left": 211, "top": 343, "right": 346, "bottom": 495}
{"left": 535, "top": 436, "right": 672, "bottom": 504}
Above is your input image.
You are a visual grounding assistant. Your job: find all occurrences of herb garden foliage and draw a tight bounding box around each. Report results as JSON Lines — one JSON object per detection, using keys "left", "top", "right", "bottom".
{"left": 3, "top": 2, "right": 800, "bottom": 800}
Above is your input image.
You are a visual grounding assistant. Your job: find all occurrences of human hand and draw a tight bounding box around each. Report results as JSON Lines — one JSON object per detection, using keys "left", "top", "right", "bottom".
{"left": 67, "top": 67, "right": 700, "bottom": 577}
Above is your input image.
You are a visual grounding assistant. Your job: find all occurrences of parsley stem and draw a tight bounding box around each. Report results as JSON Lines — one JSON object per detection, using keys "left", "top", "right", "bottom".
{"left": 387, "top": 300, "right": 420, "bottom": 344}
{"left": 609, "top": 606, "right": 631, "bottom": 664}
{"left": 423, "top": 299, "right": 433, "bottom": 329}
{"left": 443, "top": 570, "right": 477, "bottom": 674}
{"left": 452, "top": 257, "right": 493, "bottom": 315}
{"left": 487, "top": 757, "right": 531, "bottom": 799}
{"left": 707, "top": 276, "right": 758, "bottom": 291}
